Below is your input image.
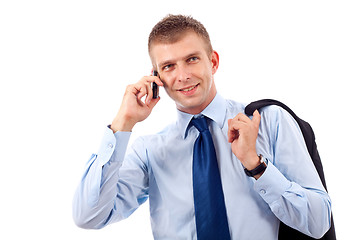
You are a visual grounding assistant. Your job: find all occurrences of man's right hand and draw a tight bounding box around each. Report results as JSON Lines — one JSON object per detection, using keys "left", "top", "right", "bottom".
{"left": 110, "top": 75, "right": 163, "bottom": 132}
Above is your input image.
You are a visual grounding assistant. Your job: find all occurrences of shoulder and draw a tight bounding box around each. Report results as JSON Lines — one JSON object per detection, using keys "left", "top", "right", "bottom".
{"left": 259, "top": 104, "right": 299, "bottom": 128}
{"left": 224, "top": 98, "right": 289, "bottom": 120}
{"left": 259, "top": 105, "right": 285, "bottom": 119}
{"left": 132, "top": 121, "right": 179, "bottom": 147}
{"left": 255, "top": 104, "right": 303, "bottom": 143}
{"left": 225, "top": 98, "right": 247, "bottom": 117}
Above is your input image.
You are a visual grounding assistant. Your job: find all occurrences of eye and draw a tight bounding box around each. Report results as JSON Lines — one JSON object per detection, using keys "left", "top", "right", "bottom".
{"left": 163, "top": 64, "right": 174, "bottom": 71}
{"left": 188, "top": 56, "right": 199, "bottom": 63}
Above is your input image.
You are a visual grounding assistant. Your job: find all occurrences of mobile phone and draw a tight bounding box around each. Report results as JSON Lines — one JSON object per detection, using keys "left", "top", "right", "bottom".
{"left": 152, "top": 70, "right": 159, "bottom": 99}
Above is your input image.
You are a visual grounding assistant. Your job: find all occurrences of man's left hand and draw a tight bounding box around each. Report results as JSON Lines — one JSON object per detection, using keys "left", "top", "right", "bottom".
{"left": 227, "top": 110, "right": 261, "bottom": 170}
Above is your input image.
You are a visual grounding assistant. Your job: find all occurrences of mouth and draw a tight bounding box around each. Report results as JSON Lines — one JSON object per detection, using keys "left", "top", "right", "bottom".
{"left": 177, "top": 83, "right": 200, "bottom": 92}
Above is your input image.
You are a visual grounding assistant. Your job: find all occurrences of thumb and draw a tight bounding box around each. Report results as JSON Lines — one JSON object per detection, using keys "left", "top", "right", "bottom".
{"left": 148, "top": 96, "right": 161, "bottom": 109}
{"left": 252, "top": 110, "right": 261, "bottom": 127}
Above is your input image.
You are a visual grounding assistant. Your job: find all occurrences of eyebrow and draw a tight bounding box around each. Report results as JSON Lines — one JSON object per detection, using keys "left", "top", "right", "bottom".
{"left": 158, "top": 51, "right": 202, "bottom": 69}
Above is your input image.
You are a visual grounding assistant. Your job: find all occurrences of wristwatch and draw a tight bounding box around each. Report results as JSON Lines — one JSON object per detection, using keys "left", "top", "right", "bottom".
{"left": 244, "top": 155, "right": 267, "bottom": 177}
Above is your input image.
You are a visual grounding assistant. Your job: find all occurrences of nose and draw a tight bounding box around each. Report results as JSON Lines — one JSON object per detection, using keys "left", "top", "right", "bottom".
{"left": 176, "top": 64, "right": 191, "bottom": 82}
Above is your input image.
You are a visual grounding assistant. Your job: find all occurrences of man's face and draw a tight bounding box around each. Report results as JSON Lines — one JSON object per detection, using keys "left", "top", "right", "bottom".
{"left": 150, "top": 31, "right": 219, "bottom": 115}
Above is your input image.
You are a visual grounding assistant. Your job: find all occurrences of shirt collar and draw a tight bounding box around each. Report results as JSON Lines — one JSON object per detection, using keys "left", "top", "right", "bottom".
{"left": 176, "top": 93, "right": 227, "bottom": 139}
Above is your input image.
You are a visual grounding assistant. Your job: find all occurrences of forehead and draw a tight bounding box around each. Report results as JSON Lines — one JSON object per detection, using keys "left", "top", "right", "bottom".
{"left": 149, "top": 31, "right": 209, "bottom": 66}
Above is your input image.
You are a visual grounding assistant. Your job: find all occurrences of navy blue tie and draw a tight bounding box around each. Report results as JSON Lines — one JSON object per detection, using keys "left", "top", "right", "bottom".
{"left": 191, "top": 117, "right": 231, "bottom": 240}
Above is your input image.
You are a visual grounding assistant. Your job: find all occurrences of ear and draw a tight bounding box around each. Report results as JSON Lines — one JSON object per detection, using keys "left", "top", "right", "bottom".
{"left": 211, "top": 50, "right": 220, "bottom": 74}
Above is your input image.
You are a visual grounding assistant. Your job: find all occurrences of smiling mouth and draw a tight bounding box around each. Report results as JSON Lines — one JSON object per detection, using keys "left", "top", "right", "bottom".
{"left": 178, "top": 83, "right": 199, "bottom": 92}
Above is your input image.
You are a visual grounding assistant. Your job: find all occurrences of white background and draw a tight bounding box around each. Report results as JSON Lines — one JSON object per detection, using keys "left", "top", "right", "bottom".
{"left": 1, "top": 0, "right": 359, "bottom": 239}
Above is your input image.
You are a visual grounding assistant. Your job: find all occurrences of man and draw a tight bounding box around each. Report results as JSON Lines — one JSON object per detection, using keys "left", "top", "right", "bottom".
{"left": 73, "top": 14, "right": 331, "bottom": 239}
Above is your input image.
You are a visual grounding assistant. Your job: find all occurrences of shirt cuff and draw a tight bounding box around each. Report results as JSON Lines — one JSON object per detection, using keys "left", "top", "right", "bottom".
{"left": 96, "top": 126, "right": 132, "bottom": 166}
{"left": 253, "top": 160, "right": 292, "bottom": 204}
{"left": 112, "top": 129, "right": 132, "bottom": 162}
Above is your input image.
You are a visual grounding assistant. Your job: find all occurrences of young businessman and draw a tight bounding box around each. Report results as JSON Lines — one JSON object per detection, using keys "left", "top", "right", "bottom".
{"left": 73, "top": 14, "right": 331, "bottom": 239}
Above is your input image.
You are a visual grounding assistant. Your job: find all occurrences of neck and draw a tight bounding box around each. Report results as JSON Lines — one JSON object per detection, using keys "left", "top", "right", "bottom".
{"left": 177, "top": 91, "right": 217, "bottom": 115}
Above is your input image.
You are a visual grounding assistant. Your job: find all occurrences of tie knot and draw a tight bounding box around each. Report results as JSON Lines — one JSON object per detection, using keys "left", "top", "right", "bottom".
{"left": 191, "top": 116, "right": 209, "bottom": 132}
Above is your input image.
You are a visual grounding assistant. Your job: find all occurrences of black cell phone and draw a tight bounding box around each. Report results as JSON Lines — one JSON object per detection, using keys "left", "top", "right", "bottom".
{"left": 152, "top": 70, "right": 159, "bottom": 99}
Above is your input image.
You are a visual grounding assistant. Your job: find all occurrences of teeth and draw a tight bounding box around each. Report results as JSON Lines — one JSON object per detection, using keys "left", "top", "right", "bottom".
{"left": 182, "top": 85, "right": 197, "bottom": 91}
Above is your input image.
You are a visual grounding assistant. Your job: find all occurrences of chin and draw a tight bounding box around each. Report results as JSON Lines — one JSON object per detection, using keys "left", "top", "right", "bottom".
{"left": 170, "top": 86, "right": 215, "bottom": 114}
{"left": 176, "top": 98, "right": 206, "bottom": 114}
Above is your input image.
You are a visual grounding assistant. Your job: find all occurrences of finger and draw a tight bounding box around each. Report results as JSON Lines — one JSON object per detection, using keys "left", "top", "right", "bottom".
{"left": 134, "top": 84, "right": 147, "bottom": 101}
{"left": 144, "top": 81, "right": 154, "bottom": 104}
{"left": 252, "top": 110, "right": 261, "bottom": 127}
{"left": 233, "top": 112, "right": 252, "bottom": 123}
{"left": 145, "top": 75, "right": 164, "bottom": 87}
{"left": 228, "top": 118, "right": 249, "bottom": 131}
{"left": 149, "top": 69, "right": 164, "bottom": 86}
{"left": 228, "top": 119, "right": 247, "bottom": 142}
{"left": 142, "top": 76, "right": 163, "bottom": 104}
{"left": 228, "top": 118, "right": 238, "bottom": 142}
{"left": 151, "top": 76, "right": 164, "bottom": 86}
{"left": 147, "top": 96, "right": 161, "bottom": 109}
{"left": 228, "top": 129, "right": 238, "bottom": 143}
{"left": 127, "top": 83, "right": 145, "bottom": 101}
{"left": 227, "top": 119, "right": 233, "bottom": 142}
{"left": 133, "top": 79, "right": 151, "bottom": 100}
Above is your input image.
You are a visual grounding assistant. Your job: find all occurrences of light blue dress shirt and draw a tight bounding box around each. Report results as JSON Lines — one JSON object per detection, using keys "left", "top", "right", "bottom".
{"left": 73, "top": 94, "right": 331, "bottom": 239}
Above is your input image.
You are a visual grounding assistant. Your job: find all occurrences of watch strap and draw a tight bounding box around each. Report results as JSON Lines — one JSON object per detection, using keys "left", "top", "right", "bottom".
{"left": 244, "top": 155, "right": 267, "bottom": 177}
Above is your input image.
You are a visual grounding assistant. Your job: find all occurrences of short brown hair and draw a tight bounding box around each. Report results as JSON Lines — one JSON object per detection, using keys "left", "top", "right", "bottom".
{"left": 148, "top": 14, "right": 213, "bottom": 56}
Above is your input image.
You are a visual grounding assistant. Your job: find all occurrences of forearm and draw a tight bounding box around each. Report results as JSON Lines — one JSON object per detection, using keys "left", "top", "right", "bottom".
{"left": 72, "top": 128, "right": 131, "bottom": 229}
{"left": 254, "top": 162, "right": 331, "bottom": 238}
{"left": 111, "top": 116, "right": 137, "bottom": 133}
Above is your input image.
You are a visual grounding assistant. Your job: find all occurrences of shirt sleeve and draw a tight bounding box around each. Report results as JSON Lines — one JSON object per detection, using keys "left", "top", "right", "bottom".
{"left": 72, "top": 126, "right": 148, "bottom": 229}
{"left": 253, "top": 106, "right": 332, "bottom": 239}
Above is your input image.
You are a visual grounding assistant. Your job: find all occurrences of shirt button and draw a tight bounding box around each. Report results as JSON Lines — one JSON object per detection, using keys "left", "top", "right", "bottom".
{"left": 260, "top": 189, "right": 266, "bottom": 195}
{"left": 108, "top": 143, "right": 113, "bottom": 148}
